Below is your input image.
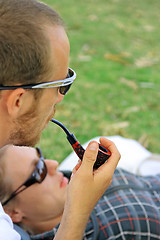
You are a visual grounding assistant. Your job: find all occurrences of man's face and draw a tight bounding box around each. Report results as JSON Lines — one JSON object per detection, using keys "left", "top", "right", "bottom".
{"left": 9, "top": 26, "right": 70, "bottom": 146}
{"left": 4, "top": 145, "right": 68, "bottom": 230}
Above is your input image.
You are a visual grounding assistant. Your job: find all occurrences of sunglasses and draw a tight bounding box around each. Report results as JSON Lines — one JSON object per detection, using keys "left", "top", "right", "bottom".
{"left": 0, "top": 67, "right": 76, "bottom": 95}
{"left": 2, "top": 147, "right": 47, "bottom": 206}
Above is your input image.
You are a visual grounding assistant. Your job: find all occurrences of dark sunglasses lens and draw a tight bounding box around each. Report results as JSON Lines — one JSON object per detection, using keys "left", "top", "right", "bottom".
{"left": 59, "top": 68, "right": 74, "bottom": 95}
{"left": 59, "top": 84, "right": 72, "bottom": 95}
{"left": 68, "top": 68, "right": 74, "bottom": 77}
{"left": 35, "top": 160, "right": 47, "bottom": 182}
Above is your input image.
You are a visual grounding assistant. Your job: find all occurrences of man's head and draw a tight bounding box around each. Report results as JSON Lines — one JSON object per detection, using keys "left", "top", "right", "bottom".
{"left": 0, "top": 0, "right": 73, "bottom": 147}
{"left": 0, "top": 144, "right": 68, "bottom": 234}
{"left": 0, "top": 0, "right": 65, "bottom": 87}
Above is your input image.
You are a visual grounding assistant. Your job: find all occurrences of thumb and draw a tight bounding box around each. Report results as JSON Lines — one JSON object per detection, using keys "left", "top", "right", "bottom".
{"left": 81, "top": 141, "right": 99, "bottom": 171}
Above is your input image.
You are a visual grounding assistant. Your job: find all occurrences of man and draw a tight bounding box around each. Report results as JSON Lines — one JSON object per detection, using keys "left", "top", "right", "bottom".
{"left": 0, "top": 1, "right": 120, "bottom": 239}
{"left": 1, "top": 145, "right": 160, "bottom": 239}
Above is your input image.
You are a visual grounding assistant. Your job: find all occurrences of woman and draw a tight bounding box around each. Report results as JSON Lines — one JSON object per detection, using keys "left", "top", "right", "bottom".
{"left": 1, "top": 144, "right": 160, "bottom": 240}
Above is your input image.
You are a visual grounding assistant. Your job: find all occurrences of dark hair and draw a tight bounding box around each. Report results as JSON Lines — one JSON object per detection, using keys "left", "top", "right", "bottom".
{"left": 0, "top": 0, "right": 64, "bottom": 88}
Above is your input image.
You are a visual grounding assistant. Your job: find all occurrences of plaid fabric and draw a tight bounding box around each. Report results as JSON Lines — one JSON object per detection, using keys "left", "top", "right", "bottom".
{"left": 88, "top": 168, "right": 160, "bottom": 240}
{"left": 30, "top": 168, "right": 160, "bottom": 240}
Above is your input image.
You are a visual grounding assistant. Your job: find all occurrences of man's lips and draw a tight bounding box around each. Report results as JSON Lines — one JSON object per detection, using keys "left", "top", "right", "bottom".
{"left": 43, "top": 107, "right": 56, "bottom": 130}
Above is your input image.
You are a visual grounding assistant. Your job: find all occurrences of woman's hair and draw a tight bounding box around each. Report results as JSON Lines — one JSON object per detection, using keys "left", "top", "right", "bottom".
{"left": 0, "top": 145, "right": 13, "bottom": 205}
{"left": 0, "top": 0, "right": 65, "bottom": 90}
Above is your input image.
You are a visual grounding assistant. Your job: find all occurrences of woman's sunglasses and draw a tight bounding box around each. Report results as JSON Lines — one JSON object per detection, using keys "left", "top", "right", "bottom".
{"left": 2, "top": 147, "right": 47, "bottom": 206}
{"left": 0, "top": 67, "right": 76, "bottom": 95}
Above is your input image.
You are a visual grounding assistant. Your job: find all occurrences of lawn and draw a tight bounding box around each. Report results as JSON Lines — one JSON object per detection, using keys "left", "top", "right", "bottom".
{"left": 39, "top": 0, "right": 160, "bottom": 163}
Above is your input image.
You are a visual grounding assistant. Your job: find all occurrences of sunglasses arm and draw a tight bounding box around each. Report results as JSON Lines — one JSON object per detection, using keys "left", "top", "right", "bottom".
{"left": 2, "top": 184, "right": 28, "bottom": 206}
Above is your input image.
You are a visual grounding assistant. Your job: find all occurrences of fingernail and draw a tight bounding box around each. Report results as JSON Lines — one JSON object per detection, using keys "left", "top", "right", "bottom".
{"left": 88, "top": 142, "right": 97, "bottom": 150}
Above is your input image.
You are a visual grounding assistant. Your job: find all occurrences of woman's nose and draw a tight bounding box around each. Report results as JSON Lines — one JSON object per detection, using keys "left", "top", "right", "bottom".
{"left": 45, "top": 159, "right": 59, "bottom": 175}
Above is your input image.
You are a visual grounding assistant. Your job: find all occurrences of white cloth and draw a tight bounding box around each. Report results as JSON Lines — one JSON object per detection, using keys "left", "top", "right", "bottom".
{"left": 0, "top": 203, "right": 20, "bottom": 240}
{"left": 59, "top": 136, "right": 153, "bottom": 175}
{"left": 138, "top": 155, "right": 160, "bottom": 176}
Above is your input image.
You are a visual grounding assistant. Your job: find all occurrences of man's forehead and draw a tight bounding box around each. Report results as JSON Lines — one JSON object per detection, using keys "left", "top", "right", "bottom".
{"left": 46, "top": 25, "right": 70, "bottom": 53}
{"left": 44, "top": 25, "right": 70, "bottom": 81}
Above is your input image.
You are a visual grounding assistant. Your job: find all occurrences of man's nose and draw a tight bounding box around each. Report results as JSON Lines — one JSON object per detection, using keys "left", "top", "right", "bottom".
{"left": 56, "top": 91, "right": 64, "bottom": 104}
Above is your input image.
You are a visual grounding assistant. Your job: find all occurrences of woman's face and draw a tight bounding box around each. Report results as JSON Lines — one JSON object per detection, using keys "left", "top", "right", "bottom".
{"left": 4, "top": 145, "right": 68, "bottom": 226}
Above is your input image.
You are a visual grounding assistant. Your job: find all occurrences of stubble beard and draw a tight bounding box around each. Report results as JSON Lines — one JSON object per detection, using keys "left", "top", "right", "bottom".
{"left": 9, "top": 113, "right": 41, "bottom": 147}
{"left": 9, "top": 105, "right": 56, "bottom": 147}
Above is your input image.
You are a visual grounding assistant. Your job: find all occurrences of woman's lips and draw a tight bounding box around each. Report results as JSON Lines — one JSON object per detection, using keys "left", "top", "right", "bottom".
{"left": 60, "top": 175, "right": 69, "bottom": 188}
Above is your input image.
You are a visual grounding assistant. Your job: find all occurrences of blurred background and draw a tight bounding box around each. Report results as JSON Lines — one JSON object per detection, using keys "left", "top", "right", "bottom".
{"left": 39, "top": 0, "right": 160, "bottom": 163}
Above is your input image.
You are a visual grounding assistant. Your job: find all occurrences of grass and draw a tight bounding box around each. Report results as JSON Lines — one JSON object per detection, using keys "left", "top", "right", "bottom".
{"left": 39, "top": 0, "right": 160, "bottom": 163}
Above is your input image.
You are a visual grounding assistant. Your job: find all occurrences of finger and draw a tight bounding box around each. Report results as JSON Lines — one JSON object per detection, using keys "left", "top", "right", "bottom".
{"left": 80, "top": 141, "right": 99, "bottom": 173}
{"left": 99, "top": 137, "right": 121, "bottom": 170}
{"left": 71, "top": 160, "right": 82, "bottom": 177}
{"left": 100, "top": 137, "right": 120, "bottom": 162}
{"left": 74, "top": 160, "right": 82, "bottom": 172}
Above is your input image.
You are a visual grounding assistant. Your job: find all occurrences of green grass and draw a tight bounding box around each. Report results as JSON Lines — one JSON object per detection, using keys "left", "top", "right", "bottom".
{"left": 39, "top": 0, "right": 160, "bottom": 163}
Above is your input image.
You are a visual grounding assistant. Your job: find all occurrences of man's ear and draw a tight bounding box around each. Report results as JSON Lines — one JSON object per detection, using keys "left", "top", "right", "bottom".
{"left": 6, "top": 88, "right": 26, "bottom": 117}
{"left": 5, "top": 208, "right": 23, "bottom": 223}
